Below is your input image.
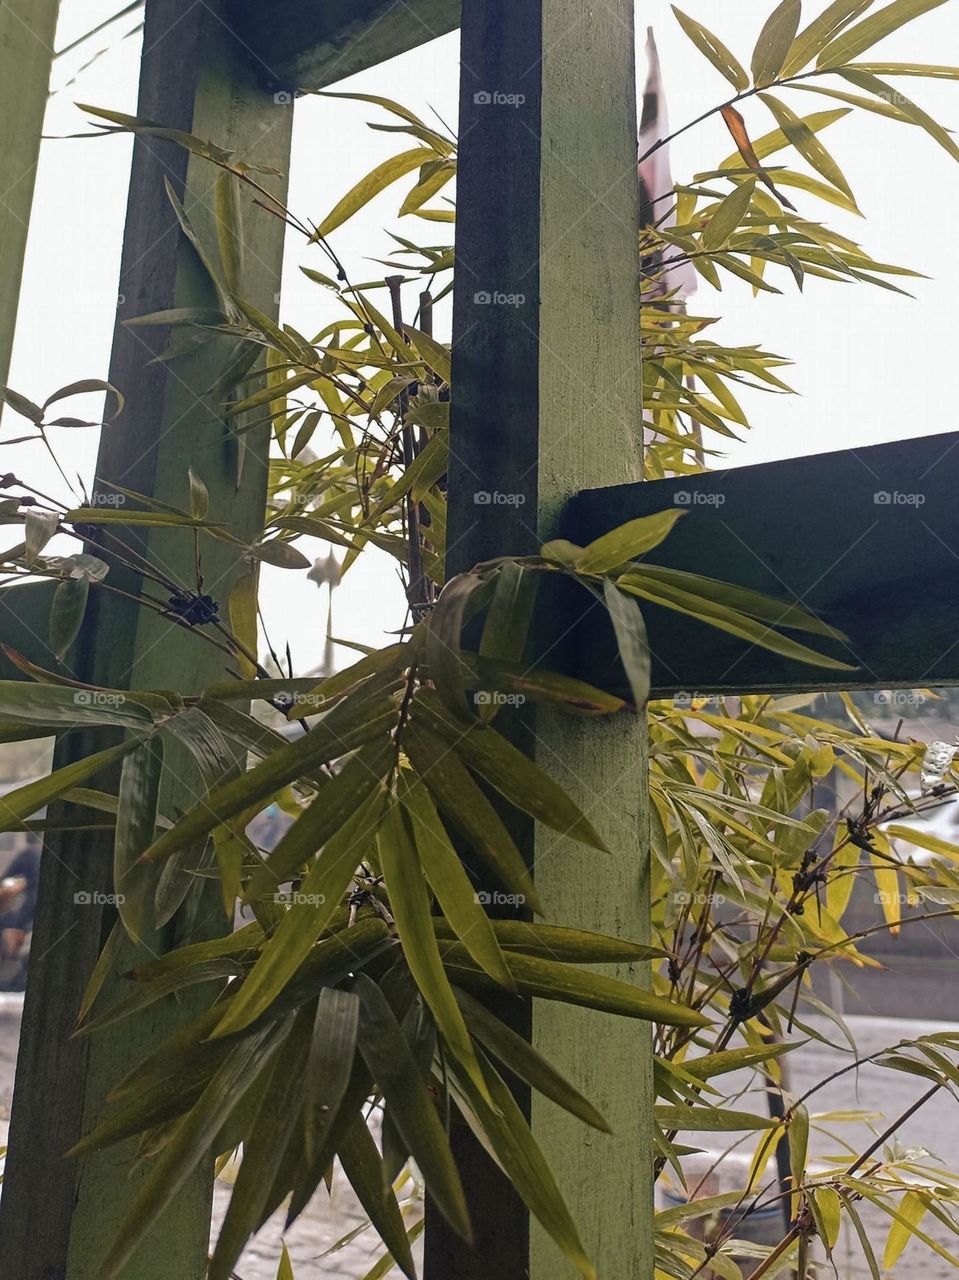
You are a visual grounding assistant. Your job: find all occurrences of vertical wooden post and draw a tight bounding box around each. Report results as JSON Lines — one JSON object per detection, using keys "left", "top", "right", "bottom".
{"left": 436, "top": 2, "right": 651, "bottom": 1277}
{"left": 0, "top": 0, "right": 59, "bottom": 391}
{"left": 0, "top": 3, "right": 292, "bottom": 1277}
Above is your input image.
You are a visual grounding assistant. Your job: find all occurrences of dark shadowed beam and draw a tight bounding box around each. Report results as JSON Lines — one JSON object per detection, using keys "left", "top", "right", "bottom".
{"left": 0, "top": 2, "right": 292, "bottom": 1276}
{"left": 436, "top": 2, "right": 650, "bottom": 1278}
{"left": 564, "top": 430, "right": 959, "bottom": 697}
{"left": 227, "top": 0, "right": 460, "bottom": 90}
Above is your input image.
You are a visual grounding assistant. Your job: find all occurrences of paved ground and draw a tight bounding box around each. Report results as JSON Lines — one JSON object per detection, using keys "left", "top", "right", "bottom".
{"left": 1, "top": 997, "right": 957, "bottom": 1278}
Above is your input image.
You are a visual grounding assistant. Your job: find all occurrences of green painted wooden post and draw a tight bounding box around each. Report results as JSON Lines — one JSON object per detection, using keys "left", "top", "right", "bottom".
{"left": 433, "top": 3, "right": 652, "bottom": 1276}
{"left": 0, "top": 0, "right": 59, "bottom": 392}
{"left": 0, "top": 3, "right": 292, "bottom": 1277}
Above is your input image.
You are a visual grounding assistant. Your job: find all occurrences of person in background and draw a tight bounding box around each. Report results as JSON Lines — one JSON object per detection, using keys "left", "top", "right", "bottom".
{"left": 0, "top": 835, "right": 40, "bottom": 989}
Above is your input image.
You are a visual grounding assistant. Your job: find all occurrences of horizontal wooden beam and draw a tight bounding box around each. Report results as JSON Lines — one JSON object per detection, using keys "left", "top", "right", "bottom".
{"left": 227, "top": 0, "right": 460, "bottom": 90}
{"left": 563, "top": 431, "right": 959, "bottom": 696}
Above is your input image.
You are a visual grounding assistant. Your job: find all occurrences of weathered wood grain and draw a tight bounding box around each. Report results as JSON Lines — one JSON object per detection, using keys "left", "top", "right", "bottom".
{"left": 0, "top": 0, "right": 59, "bottom": 390}
{"left": 0, "top": 3, "right": 292, "bottom": 1276}
{"left": 436, "top": 3, "right": 651, "bottom": 1277}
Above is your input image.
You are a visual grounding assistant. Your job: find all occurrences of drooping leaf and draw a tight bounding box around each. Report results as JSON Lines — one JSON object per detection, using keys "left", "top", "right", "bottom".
{"left": 114, "top": 737, "right": 164, "bottom": 944}
{"left": 354, "top": 972, "right": 471, "bottom": 1241}
{"left": 603, "top": 579, "right": 651, "bottom": 708}
{"left": 314, "top": 148, "right": 439, "bottom": 239}
{"left": 781, "top": 0, "right": 873, "bottom": 76}
{"left": 574, "top": 509, "right": 686, "bottom": 573}
{"left": 818, "top": 0, "right": 949, "bottom": 66}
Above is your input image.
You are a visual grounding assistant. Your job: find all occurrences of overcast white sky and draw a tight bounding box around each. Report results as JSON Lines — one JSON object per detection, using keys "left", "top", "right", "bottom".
{"left": 7, "top": 0, "right": 959, "bottom": 671}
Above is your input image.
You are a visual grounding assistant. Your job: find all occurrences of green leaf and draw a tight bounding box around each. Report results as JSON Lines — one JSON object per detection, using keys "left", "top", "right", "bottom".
{"left": 427, "top": 572, "right": 486, "bottom": 718}
{"left": 376, "top": 801, "right": 489, "bottom": 1096}
{"left": 788, "top": 1102, "right": 809, "bottom": 1194}
{"left": 818, "top": 0, "right": 949, "bottom": 66}
{"left": 405, "top": 325, "right": 452, "bottom": 383}
{"left": 49, "top": 576, "right": 90, "bottom": 660}
{"left": 99, "top": 1028, "right": 280, "bottom": 1278}
{"left": 249, "top": 539, "right": 311, "bottom": 570}
{"left": 305, "top": 987, "right": 359, "bottom": 1164}
{"left": 163, "top": 177, "right": 236, "bottom": 319}
{"left": 479, "top": 561, "right": 538, "bottom": 666}
{"left": 436, "top": 919, "right": 664, "bottom": 964}
{"left": 751, "top": 0, "right": 803, "bottom": 85}
{"left": 209, "top": 1011, "right": 313, "bottom": 1280}
{"left": 247, "top": 737, "right": 394, "bottom": 899}
{"left": 455, "top": 987, "right": 610, "bottom": 1131}
{"left": 883, "top": 1188, "right": 928, "bottom": 1269}
{"left": 354, "top": 972, "right": 471, "bottom": 1240}
{"left": 655, "top": 1104, "right": 777, "bottom": 1131}
{"left": 703, "top": 179, "right": 757, "bottom": 250}
{"left": 575, "top": 509, "right": 686, "bottom": 573}
{"left": 142, "top": 678, "right": 398, "bottom": 863}
{"left": 672, "top": 8, "right": 750, "bottom": 89}
{"left": 440, "top": 942, "right": 711, "bottom": 1028}
{"left": 214, "top": 171, "right": 244, "bottom": 295}
{"left": 851, "top": 60, "right": 959, "bottom": 75}
{"left": 453, "top": 1049, "right": 596, "bottom": 1278}
{"left": 43, "top": 378, "right": 124, "bottom": 423}
{"left": 632, "top": 564, "right": 846, "bottom": 638}
{"left": 404, "top": 720, "right": 542, "bottom": 914}
{"left": 114, "top": 738, "right": 164, "bottom": 944}
{"left": 337, "top": 1115, "right": 417, "bottom": 1278}
{"left": 840, "top": 67, "right": 959, "bottom": 161}
{"left": 603, "top": 580, "right": 650, "bottom": 708}
{"left": 617, "top": 572, "right": 855, "bottom": 670}
{"left": 415, "top": 691, "right": 608, "bottom": 850}
{"left": 759, "top": 93, "right": 857, "bottom": 202}
{"left": 0, "top": 737, "right": 141, "bottom": 833}
{"left": 782, "top": 0, "right": 873, "bottom": 75}
{"left": 277, "top": 1244, "right": 294, "bottom": 1280}
{"left": 401, "top": 775, "right": 514, "bottom": 988}
{"left": 314, "top": 148, "right": 439, "bottom": 239}
{"left": 1, "top": 385, "right": 42, "bottom": 422}
{"left": 64, "top": 506, "right": 220, "bottom": 529}
{"left": 212, "top": 810, "right": 387, "bottom": 1038}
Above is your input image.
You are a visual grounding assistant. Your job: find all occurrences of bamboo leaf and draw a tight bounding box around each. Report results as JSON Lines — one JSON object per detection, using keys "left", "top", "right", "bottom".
{"left": 114, "top": 738, "right": 164, "bottom": 944}
{"left": 782, "top": 0, "right": 873, "bottom": 76}
{"left": 575, "top": 509, "right": 686, "bottom": 573}
{"left": 401, "top": 775, "right": 514, "bottom": 988}
{"left": 655, "top": 1104, "right": 777, "bottom": 1131}
{"left": 354, "top": 972, "right": 472, "bottom": 1240}
{"left": 751, "top": 0, "right": 803, "bottom": 86}
{"left": 376, "top": 801, "right": 490, "bottom": 1096}
{"left": 840, "top": 67, "right": 959, "bottom": 161}
{"left": 49, "top": 576, "right": 90, "bottom": 660}
{"left": 818, "top": 0, "right": 950, "bottom": 66}
{"left": 603, "top": 580, "right": 651, "bottom": 708}
{"left": 338, "top": 1119, "right": 417, "bottom": 1278}
{"left": 314, "top": 148, "right": 438, "bottom": 239}
{"left": 453, "top": 1050, "right": 596, "bottom": 1278}
{"left": 0, "top": 737, "right": 141, "bottom": 833}
{"left": 671, "top": 8, "right": 750, "bottom": 89}
{"left": 98, "top": 1028, "right": 280, "bottom": 1278}
{"left": 440, "top": 942, "right": 710, "bottom": 1028}
{"left": 305, "top": 987, "right": 360, "bottom": 1164}
{"left": 404, "top": 720, "right": 542, "bottom": 913}
{"left": 759, "top": 93, "right": 857, "bottom": 202}
{"left": 415, "top": 691, "right": 608, "bottom": 850}
{"left": 455, "top": 987, "right": 611, "bottom": 1131}
{"left": 883, "top": 1188, "right": 928, "bottom": 1270}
